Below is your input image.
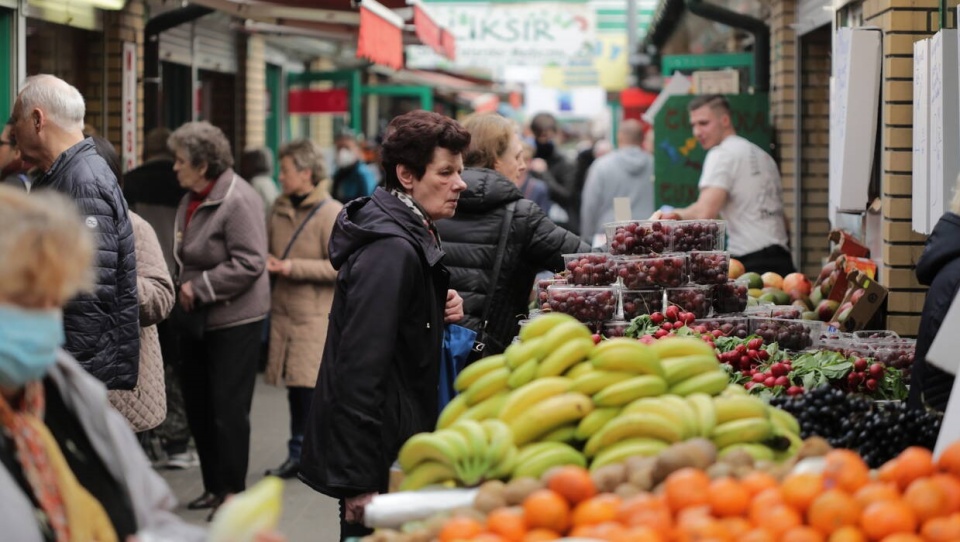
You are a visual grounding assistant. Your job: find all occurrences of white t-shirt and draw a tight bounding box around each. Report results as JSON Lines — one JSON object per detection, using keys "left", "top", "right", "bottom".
{"left": 698, "top": 134, "right": 789, "bottom": 256}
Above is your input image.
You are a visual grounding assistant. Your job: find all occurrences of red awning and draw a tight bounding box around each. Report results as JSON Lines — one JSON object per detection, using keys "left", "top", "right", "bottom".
{"left": 357, "top": 1, "right": 404, "bottom": 71}
{"left": 414, "top": 5, "right": 442, "bottom": 56}
{"left": 440, "top": 28, "right": 456, "bottom": 62}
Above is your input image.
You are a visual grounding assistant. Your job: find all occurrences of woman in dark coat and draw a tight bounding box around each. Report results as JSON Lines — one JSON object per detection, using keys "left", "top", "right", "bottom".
{"left": 298, "top": 111, "right": 468, "bottom": 540}
{"left": 436, "top": 113, "right": 589, "bottom": 356}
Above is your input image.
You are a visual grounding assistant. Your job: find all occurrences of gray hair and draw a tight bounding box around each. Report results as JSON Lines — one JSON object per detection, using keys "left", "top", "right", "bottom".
{"left": 18, "top": 74, "right": 85, "bottom": 132}
{"left": 279, "top": 139, "right": 326, "bottom": 186}
{"left": 167, "top": 121, "right": 234, "bottom": 180}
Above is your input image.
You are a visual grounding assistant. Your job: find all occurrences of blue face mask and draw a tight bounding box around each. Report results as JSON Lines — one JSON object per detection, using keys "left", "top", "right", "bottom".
{"left": 0, "top": 305, "right": 64, "bottom": 388}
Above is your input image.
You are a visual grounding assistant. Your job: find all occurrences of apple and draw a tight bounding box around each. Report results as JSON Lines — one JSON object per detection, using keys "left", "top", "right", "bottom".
{"left": 816, "top": 300, "right": 840, "bottom": 322}
{"left": 728, "top": 258, "right": 746, "bottom": 280}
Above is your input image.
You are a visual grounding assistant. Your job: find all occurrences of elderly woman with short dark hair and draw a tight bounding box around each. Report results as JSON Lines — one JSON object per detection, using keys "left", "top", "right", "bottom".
{"left": 299, "top": 110, "right": 469, "bottom": 540}
{"left": 168, "top": 121, "right": 270, "bottom": 517}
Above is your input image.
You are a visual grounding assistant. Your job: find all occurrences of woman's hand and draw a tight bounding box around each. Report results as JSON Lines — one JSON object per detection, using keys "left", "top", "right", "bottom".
{"left": 444, "top": 289, "right": 464, "bottom": 323}
{"left": 344, "top": 492, "right": 377, "bottom": 524}
{"left": 180, "top": 282, "right": 196, "bottom": 312}
{"left": 266, "top": 256, "right": 293, "bottom": 276}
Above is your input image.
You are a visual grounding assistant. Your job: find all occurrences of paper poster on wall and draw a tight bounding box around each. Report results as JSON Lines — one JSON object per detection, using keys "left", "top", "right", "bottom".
{"left": 929, "top": 30, "right": 959, "bottom": 226}
{"left": 913, "top": 39, "right": 931, "bottom": 235}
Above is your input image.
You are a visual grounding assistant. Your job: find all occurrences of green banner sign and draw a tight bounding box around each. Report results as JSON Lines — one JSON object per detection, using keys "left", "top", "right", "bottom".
{"left": 652, "top": 93, "right": 771, "bottom": 209}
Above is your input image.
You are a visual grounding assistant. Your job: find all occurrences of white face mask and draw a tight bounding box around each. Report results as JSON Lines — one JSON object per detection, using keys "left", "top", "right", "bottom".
{"left": 336, "top": 148, "right": 358, "bottom": 168}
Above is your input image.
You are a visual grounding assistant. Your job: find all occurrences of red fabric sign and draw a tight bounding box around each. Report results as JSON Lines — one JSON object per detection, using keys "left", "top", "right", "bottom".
{"left": 414, "top": 5, "right": 443, "bottom": 56}
{"left": 439, "top": 29, "right": 456, "bottom": 62}
{"left": 357, "top": 6, "right": 403, "bottom": 71}
{"left": 288, "top": 89, "right": 349, "bottom": 114}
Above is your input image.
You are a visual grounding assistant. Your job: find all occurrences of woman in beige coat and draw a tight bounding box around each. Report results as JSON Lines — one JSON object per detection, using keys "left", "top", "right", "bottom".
{"left": 264, "top": 139, "right": 343, "bottom": 478}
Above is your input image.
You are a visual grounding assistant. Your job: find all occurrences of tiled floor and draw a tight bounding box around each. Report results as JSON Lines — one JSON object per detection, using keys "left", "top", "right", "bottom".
{"left": 157, "top": 379, "right": 341, "bottom": 541}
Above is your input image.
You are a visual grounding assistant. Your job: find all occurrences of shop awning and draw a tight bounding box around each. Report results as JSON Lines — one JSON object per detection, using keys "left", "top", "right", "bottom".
{"left": 357, "top": 1, "right": 404, "bottom": 71}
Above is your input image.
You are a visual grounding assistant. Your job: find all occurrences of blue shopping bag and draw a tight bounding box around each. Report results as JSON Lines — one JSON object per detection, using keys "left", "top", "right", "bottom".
{"left": 439, "top": 324, "right": 478, "bottom": 411}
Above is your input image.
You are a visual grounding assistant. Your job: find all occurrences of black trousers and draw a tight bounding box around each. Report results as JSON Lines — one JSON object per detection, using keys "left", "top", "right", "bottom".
{"left": 180, "top": 320, "right": 261, "bottom": 495}
{"left": 286, "top": 386, "right": 313, "bottom": 462}
{"left": 736, "top": 244, "right": 797, "bottom": 277}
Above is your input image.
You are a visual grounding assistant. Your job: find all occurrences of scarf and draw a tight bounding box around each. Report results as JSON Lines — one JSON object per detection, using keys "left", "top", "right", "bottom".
{"left": 0, "top": 382, "right": 117, "bottom": 542}
{"left": 390, "top": 189, "right": 442, "bottom": 250}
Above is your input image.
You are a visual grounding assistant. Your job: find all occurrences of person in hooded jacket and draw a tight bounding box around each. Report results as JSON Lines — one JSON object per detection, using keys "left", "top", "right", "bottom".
{"left": 909, "top": 176, "right": 960, "bottom": 413}
{"left": 298, "top": 110, "right": 468, "bottom": 541}
{"left": 436, "top": 113, "right": 588, "bottom": 357}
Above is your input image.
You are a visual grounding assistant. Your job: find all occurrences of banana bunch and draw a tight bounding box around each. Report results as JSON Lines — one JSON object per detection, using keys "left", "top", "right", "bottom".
{"left": 512, "top": 442, "right": 587, "bottom": 479}
{"left": 706, "top": 394, "right": 803, "bottom": 463}
{"left": 398, "top": 419, "right": 517, "bottom": 490}
{"left": 652, "top": 337, "right": 730, "bottom": 397}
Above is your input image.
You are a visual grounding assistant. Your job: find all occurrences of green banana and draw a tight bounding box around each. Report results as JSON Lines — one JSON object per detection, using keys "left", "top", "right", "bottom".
{"left": 460, "top": 391, "right": 509, "bottom": 421}
{"left": 565, "top": 361, "right": 595, "bottom": 379}
{"left": 570, "top": 370, "right": 635, "bottom": 395}
{"left": 449, "top": 419, "right": 491, "bottom": 482}
{"left": 463, "top": 367, "right": 511, "bottom": 406}
{"left": 768, "top": 406, "right": 801, "bottom": 436}
{"left": 504, "top": 337, "right": 545, "bottom": 369}
{"left": 575, "top": 407, "right": 622, "bottom": 441}
{"left": 650, "top": 336, "right": 717, "bottom": 360}
{"left": 721, "top": 383, "right": 749, "bottom": 397}
{"left": 584, "top": 412, "right": 681, "bottom": 457}
{"left": 507, "top": 357, "right": 538, "bottom": 389}
{"left": 498, "top": 377, "right": 572, "bottom": 424}
{"left": 536, "top": 337, "right": 594, "bottom": 378}
{"left": 481, "top": 419, "right": 514, "bottom": 469}
{"left": 486, "top": 445, "right": 518, "bottom": 480}
{"left": 512, "top": 443, "right": 586, "bottom": 480}
{"left": 541, "top": 424, "right": 578, "bottom": 444}
{"left": 436, "top": 394, "right": 468, "bottom": 429}
{"left": 669, "top": 370, "right": 730, "bottom": 397}
{"left": 710, "top": 418, "right": 774, "bottom": 449}
{"left": 589, "top": 338, "right": 665, "bottom": 378}
{"left": 399, "top": 461, "right": 457, "bottom": 491}
{"left": 719, "top": 443, "right": 775, "bottom": 462}
{"left": 398, "top": 432, "right": 461, "bottom": 472}
{"left": 455, "top": 354, "right": 506, "bottom": 392}
{"left": 686, "top": 393, "right": 717, "bottom": 438}
{"left": 713, "top": 395, "right": 769, "bottom": 424}
{"left": 661, "top": 354, "right": 721, "bottom": 386}
{"left": 519, "top": 312, "right": 580, "bottom": 342}
{"left": 516, "top": 442, "right": 563, "bottom": 466}
{"left": 509, "top": 392, "right": 594, "bottom": 446}
{"left": 592, "top": 375, "right": 668, "bottom": 407}
{"left": 589, "top": 438, "right": 669, "bottom": 471}
{"left": 774, "top": 426, "right": 804, "bottom": 463}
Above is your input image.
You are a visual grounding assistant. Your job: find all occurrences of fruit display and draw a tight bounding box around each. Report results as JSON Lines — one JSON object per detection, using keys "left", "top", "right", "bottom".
{"left": 615, "top": 254, "right": 688, "bottom": 289}
{"left": 535, "top": 277, "right": 565, "bottom": 309}
{"left": 696, "top": 316, "right": 750, "bottom": 339}
{"left": 605, "top": 220, "right": 674, "bottom": 255}
{"left": 872, "top": 338, "right": 916, "bottom": 375}
{"left": 749, "top": 318, "right": 819, "bottom": 351}
{"left": 603, "top": 320, "right": 629, "bottom": 338}
{"left": 542, "top": 286, "right": 617, "bottom": 328}
{"left": 209, "top": 476, "right": 283, "bottom": 542}
{"left": 712, "top": 281, "right": 748, "bottom": 314}
{"left": 665, "top": 285, "right": 713, "bottom": 319}
{"left": 689, "top": 250, "right": 730, "bottom": 285}
{"left": 563, "top": 253, "right": 617, "bottom": 286}
{"left": 672, "top": 219, "right": 725, "bottom": 252}
{"left": 621, "top": 289, "right": 663, "bottom": 320}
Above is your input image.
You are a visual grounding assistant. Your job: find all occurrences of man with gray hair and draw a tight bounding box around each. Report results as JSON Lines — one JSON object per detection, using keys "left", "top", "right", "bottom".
{"left": 10, "top": 73, "right": 140, "bottom": 390}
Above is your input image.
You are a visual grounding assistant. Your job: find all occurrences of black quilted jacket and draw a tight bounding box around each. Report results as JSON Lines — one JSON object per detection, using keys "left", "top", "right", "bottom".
{"left": 436, "top": 168, "right": 588, "bottom": 355}
{"left": 33, "top": 138, "right": 140, "bottom": 390}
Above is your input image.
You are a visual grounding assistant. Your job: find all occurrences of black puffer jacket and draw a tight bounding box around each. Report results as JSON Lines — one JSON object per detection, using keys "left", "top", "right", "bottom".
{"left": 436, "top": 168, "right": 588, "bottom": 355}
{"left": 299, "top": 188, "right": 448, "bottom": 499}
{"left": 909, "top": 212, "right": 960, "bottom": 412}
{"left": 33, "top": 138, "right": 140, "bottom": 390}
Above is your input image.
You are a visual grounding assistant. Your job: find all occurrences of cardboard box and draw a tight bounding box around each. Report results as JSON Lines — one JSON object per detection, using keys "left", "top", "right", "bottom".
{"left": 828, "top": 229, "right": 870, "bottom": 260}
{"left": 836, "top": 270, "right": 888, "bottom": 332}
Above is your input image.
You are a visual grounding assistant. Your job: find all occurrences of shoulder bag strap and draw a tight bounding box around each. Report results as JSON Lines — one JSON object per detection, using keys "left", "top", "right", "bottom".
{"left": 280, "top": 199, "right": 327, "bottom": 260}
{"left": 475, "top": 201, "right": 517, "bottom": 352}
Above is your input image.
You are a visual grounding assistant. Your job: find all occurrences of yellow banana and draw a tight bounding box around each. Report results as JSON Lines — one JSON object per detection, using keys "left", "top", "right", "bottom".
{"left": 584, "top": 412, "right": 681, "bottom": 457}
{"left": 536, "top": 337, "right": 594, "bottom": 378}
{"left": 661, "top": 354, "right": 721, "bottom": 386}
{"left": 516, "top": 442, "right": 565, "bottom": 466}
{"left": 650, "top": 336, "right": 717, "bottom": 359}
{"left": 509, "top": 393, "right": 595, "bottom": 446}
{"left": 507, "top": 357, "right": 538, "bottom": 389}
{"left": 710, "top": 418, "right": 774, "bottom": 449}
{"left": 622, "top": 398, "right": 686, "bottom": 432}
{"left": 713, "top": 396, "right": 769, "bottom": 424}
{"left": 463, "top": 367, "right": 511, "bottom": 405}
{"left": 541, "top": 424, "right": 578, "bottom": 444}
{"left": 721, "top": 383, "right": 749, "bottom": 397}
{"left": 519, "top": 312, "right": 580, "bottom": 342}
{"left": 454, "top": 354, "right": 506, "bottom": 392}
{"left": 539, "top": 321, "right": 594, "bottom": 360}
{"left": 768, "top": 406, "right": 801, "bottom": 436}
{"left": 565, "top": 361, "right": 594, "bottom": 379}
{"left": 575, "top": 407, "right": 621, "bottom": 441}
{"left": 504, "top": 337, "right": 545, "bottom": 369}
{"left": 436, "top": 394, "right": 468, "bottom": 429}
{"left": 449, "top": 419, "right": 489, "bottom": 460}
{"left": 719, "top": 443, "right": 775, "bottom": 462}
{"left": 589, "top": 338, "right": 665, "bottom": 378}
{"left": 460, "top": 391, "right": 508, "bottom": 421}
{"left": 669, "top": 370, "right": 730, "bottom": 397}
{"left": 398, "top": 461, "right": 457, "bottom": 491}
{"left": 498, "top": 377, "right": 572, "bottom": 424}
{"left": 589, "top": 438, "right": 669, "bottom": 471}
{"left": 397, "top": 432, "right": 461, "bottom": 472}
{"left": 570, "top": 370, "right": 635, "bottom": 395}
{"left": 512, "top": 443, "right": 586, "bottom": 480}
{"left": 486, "top": 445, "right": 518, "bottom": 480}
{"left": 657, "top": 394, "right": 700, "bottom": 438}
{"left": 481, "top": 419, "right": 514, "bottom": 469}
{"left": 208, "top": 477, "right": 283, "bottom": 542}
{"left": 686, "top": 393, "right": 717, "bottom": 438}
{"left": 592, "top": 375, "right": 668, "bottom": 407}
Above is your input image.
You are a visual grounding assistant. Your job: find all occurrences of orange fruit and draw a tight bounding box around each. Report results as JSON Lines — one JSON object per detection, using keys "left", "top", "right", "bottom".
{"left": 708, "top": 477, "right": 751, "bottom": 518}
{"left": 617, "top": 494, "right": 673, "bottom": 538}
{"left": 808, "top": 489, "right": 862, "bottom": 535}
{"left": 889, "top": 447, "right": 936, "bottom": 491}
{"left": 782, "top": 525, "right": 826, "bottom": 542}
{"left": 920, "top": 513, "right": 960, "bottom": 542}
{"left": 487, "top": 507, "right": 527, "bottom": 541}
{"left": 740, "top": 471, "right": 779, "bottom": 497}
{"left": 664, "top": 467, "right": 711, "bottom": 512}
{"left": 754, "top": 504, "right": 802, "bottom": 539}
{"left": 569, "top": 520, "right": 627, "bottom": 540}
{"left": 521, "top": 528, "right": 560, "bottom": 541}
{"left": 546, "top": 465, "right": 596, "bottom": 505}
{"left": 877, "top": 535, "right": 923, "bottom": 542}
{"left": 474, "top": 534, "right": 508, "bottom": 542}
{"left": 824, "top": 449, "right": 871, "bottom": 493}
{"left": 903, "top": 478, "right": 950, "bottom": 523}
{"left": 741, "top": 528, "right": 777, "bottom": 542}
{"left": 782, "top": 472, "right": 825, "bottom": 513}
{"left": 571, "top": 494, "right": 621, "bottom": 527}
{"left": 749, "top": 487, "right": 785, "bottom": 525}
{"left": 854, "top": 482, "right": 901, "bottom": 509}
{"left": 439, "top": 516, "right": 485, "bottom": 542}
{"left": 930, "top": 474, "right": 960, "bottom": 514}
{"left": 523, "top": 489, "right": 570, "bottom": 533}
{"left": 610, "top": 525, "right": 665, "bottom": 542}
{"left": 720, "top": 516, "right": 752, "bottom": 537}
{"left": 828, "top": 526, "right": 867, "bottom": 542}
{"left": 937, "top": 441, "right": 960, "bottom": 477}
{"left": 860, "top": 499, "right": 918, "bottom": 540}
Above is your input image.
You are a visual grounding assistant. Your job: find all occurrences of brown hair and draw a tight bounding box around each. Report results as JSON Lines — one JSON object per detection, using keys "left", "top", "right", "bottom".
{"left": 462, "top": 113, "right": 515, "bottom": 170}
{"left": 380, "top": 111, "right": 471, "bottom": 192}
{"left": 688, "top": 94, "right": 731, "bottom": 116}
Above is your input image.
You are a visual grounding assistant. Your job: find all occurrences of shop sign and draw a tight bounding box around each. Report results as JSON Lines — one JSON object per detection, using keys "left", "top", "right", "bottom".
{"left": 357, "top": 5, "right": 403, "bottom": 71}
{"left": 121, "top": 41, "right": 137, "bottom": 173}
{"left": 287, "top": 89, "right": 349, "bottom": 115}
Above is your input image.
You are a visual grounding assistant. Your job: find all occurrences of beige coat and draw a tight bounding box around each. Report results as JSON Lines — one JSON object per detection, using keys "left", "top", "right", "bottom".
{"left": 265, "top": 184, "right": 343, "bottom": 388}
{"left": 108, "top": 212, "right": 174, "bottom": 431}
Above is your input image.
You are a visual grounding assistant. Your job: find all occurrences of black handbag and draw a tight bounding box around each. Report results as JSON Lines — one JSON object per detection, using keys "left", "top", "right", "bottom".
{"left": 469, "top": 201, "right": 517, "bottom": 361}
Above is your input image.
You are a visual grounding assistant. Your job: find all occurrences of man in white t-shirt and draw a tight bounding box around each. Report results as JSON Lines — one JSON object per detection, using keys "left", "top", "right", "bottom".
{"left": 653, "top": 94, "right": 795, "bottom": 276}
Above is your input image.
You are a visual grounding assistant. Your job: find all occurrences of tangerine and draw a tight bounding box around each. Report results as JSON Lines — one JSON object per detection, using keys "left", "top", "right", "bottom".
{"left": 610, "top": 525, "right": 665, "bottom": 542}
{"left": 824, "top": 449, "right": 871, "bottom": 493}
{"left": 749, "top": 487, "right": 785, "bottom": 525}
{"left": 569, "top": 520, "right": 627, "bottom": 540}
{"left": 617, "top": 494, "right": 672, "bottom": 538}
{"left": 860, "top": 499, "right": 918, "bottom": 540}
{"left": 808, "top": 489, "right": 862, "bottom": 535}
{"left": 854, "top": 482, "right": 901, "bottom": 509}
{"left": 546, "top": 466, "right": 596, "bottom": 505}
{"left": 920, "top": 513, "right": 960, "bottom": 542}
{"left": 474, "top": 534, "right": 508, "bottom": 542}
{"left": 929, "top": 474, "right": 960, "bottom": 514}
{"left": 740, "top": 471, "right": 779, "bottom": 496}
{"left": 877, "top": 534, "right": 923, "bottom": 542}
{"left": 521, "top": 528, "right": 560, "bottom": 541}
{"left": 487, "top": 507, "right": 527, "bottom": 541}
{"left": 782, "top": 525, "right": 827, "bottom": 542}
{"left": 889, "top": 447, "right": 936, "bottom": 491}
{"left": 741, "top": 528, "right": 777, "bottom": 542}
{"left": 523, "top": 489, "right": 570, "bottom": 533}
{"left": 937, "top": 441, "right": 960, "bottom": 478}
{"left": 439, "top": 516, "right": 485, "bottom": 542}
{"left": 754, "top": 504, "right": 802, "bottom": 539}
{"left": 903, "top": 478, "right": 950, "bottom": 523}
{"left": 828, "top": 526, "right": 867, "bottom": 542}
{"left": 708, "top": 477, "right": 751, "bottom": 517}
{"left": 664, "top": 467, "right": 711, "bottom": 512}
{"left": 782, "top": 472, "right": 825, "bottom": 513}
{"left": 571, "top": 494, "right": 621, "bottom": 527}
